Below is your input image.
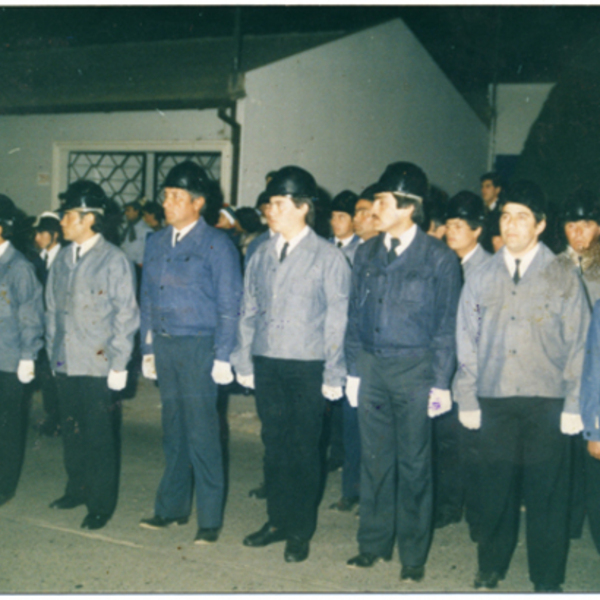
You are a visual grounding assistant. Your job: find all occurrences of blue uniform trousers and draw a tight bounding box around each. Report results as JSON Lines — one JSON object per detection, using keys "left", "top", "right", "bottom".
{"left": 342, "top": 398, "right": 361, "bottom": 499}
{"left": 154, "top": 334, "right": 224, "bottom": 529}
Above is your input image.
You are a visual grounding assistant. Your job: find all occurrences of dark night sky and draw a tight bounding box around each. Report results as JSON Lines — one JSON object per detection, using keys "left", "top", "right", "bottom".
{"left": 1, "top": 5, "right": 599, "bottom": 93}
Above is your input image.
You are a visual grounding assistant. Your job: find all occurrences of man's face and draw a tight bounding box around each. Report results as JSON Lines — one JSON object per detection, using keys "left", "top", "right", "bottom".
{"left": 268, "top": 195, "right": 307, "bottom": 235}
{"left": 142, "top": 212, "right": 159, "bottom": 229}
{"left": 124, "top": 206, "right": 139, "bottom": 222}
{"left": 353, "top": 199, "right": 377, "bottom": 240}
{"left": 372, "top": 192, "right": 413, "bottom": 233}
{"left": 500, "top": 202, "right": 545, "bottom": 256}
{"left": 34, "top": 230, "right": 54, "bottom": 251}
{"left": 162, "top": 187, "right": 204, "bottom": 230}
{"left": 61, "top": 210, "right": 93, "bottom": 244}
{"left": 481, "top": 180, "right": 501, "bottom": 207}
{"left": 445, "top": 218, "right": 481, "bottom": 257}
{"left": 565, "top": 220, "right": 600, "bottom": 254}
{"left": 330, "top": 211, "right": 354, "bottom": 240}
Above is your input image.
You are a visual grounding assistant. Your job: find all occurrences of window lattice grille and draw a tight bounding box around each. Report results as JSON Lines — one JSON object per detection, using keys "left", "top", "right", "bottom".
{"left": 67, "top": 152, "right": 146, "bottom": 206}
{"left": 154, "top": 152, "right": 221, "bottom": 198}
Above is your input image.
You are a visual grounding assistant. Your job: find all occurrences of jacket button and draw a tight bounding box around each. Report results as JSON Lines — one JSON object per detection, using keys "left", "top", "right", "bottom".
{"left": 378, "top": 298, "right": 383, "bottom": 304}
{"left": 375, "top": 327, "right": 380, "bottom": 333}
{"left": 166, "top": 259, "right": 171, "bottom": 263}
{"left": 512, "top": 291, "right": 516, "bottom": 296}
{"left": 160, "top": 286, "right": 164, "bottom": 290}
{"left": 511, "top": 316, "right": 515, "bottom": 320}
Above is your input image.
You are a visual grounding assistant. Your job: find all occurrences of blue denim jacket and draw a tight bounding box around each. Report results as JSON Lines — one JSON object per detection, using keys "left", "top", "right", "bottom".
{"left": 345, "top": 228, "right": 461, "bottom": 389}
{"left": 578, "top": 300, "right": 600, "bottom": 441}
{"left": 140, "top": 217, "right": 243, "bottom": 362}
{"left": 0, "top": 243, "right": 44, "bottom": 372}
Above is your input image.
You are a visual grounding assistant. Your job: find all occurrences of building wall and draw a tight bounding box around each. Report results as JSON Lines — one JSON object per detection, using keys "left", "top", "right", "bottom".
{"left": 0, "top": 109, "right": 226, "bottom": 215}
{"left": 238, "top": 18, "right": 489, "bottom": 206}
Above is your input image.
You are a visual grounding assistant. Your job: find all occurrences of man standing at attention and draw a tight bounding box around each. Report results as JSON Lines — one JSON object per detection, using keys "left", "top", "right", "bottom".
{"left": 139, "top": 161, "right": 242, "bottom": 545}
{"left": 47, "top": 181, "right": 139, "bottom": 530}
{"left": 453, "top": 180, "right": 588, "bottom": 592}
{"left": 232, "top": 165, "right": 351, "bottom": 563}
{"left": 344, "top": 162, "right": 461, "bottom": 582}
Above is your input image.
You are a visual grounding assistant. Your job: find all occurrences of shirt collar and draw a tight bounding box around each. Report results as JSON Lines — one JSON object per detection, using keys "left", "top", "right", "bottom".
{"left": 503, "top": 242, "right": 540, "bottom": 278}
{"left": 0, "top": 240, "right": 10, "bottom": 259}
{"left": 171, "top": 219, "right": 199, "bottom": 246}
{"left": 73, "top": 233, "right": 100, "bottom": 261}
{"left": 383, "top": 224, "right": 417, "bottom": 255}
{"left": 275, "top": 225, "right": 310, "bottom": 257}
{"left": 334, "top": 235, "right": 354, "bottom": 248}
{"left": 43, "top": 243, "right": 61, "bottom": 267}
{"left": 461, "top": 243, "right": 480, "bottom": 265}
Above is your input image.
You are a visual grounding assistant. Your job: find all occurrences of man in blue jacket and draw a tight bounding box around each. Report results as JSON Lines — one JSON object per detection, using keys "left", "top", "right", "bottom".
{"left": 344, "top": 162, "right": 461, "bottom": 582}
{"left": 0, "top": 195, "right": 44, "bottom": 506}
{"left": 232, "top": 166, "right": 351, "bottom": 563}
{"left": 139, "top": 162, "right": 242, "bottom": 545}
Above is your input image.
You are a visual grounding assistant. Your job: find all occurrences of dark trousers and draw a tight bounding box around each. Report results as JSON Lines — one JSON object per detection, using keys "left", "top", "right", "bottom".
{"left": 569, "top": 434, "right": 586, "bottom": 538}
{"left": 154, "top": 334, "right": 223, "bottom": 529}
{"left": 0, "top": 371, "right": 26, "bottom": 498}
{"left": 342, "top": 398, "right": 361, "bottom": 499}
{"left": 432, "top": 401, "right": 464, "bottom": 522}
{"left": 462, "top": 426, "right": 483, "bottom": 541}
{"left": 584, "top": 447, "right": 600, "bottom": 554}
{"left": 253, "top": 356, "right": 325, "bottom": 541}
{"left": 478, "top": 397, "right": 570, "bottom": 587}
{"left": 356, "top": 350, "right": 433, "bottom": 568}
{"left": 55, "top": 374, "right": 121, "bottom": 516}
{"left": 37, "top": 349, "right": 60, "bottom": 427}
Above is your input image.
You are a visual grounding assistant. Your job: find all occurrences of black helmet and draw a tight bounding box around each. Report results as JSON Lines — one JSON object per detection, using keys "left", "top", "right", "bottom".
{"left": 163, "top": 161, "right": 211, "bottom": 197}
{"left": 560, "top": 189, "right": 600, "bottom": 224}
{"left": 59, "top": 180, "right": 107, "bottom": 213}
{"left": 499, "top": 180, "right": 547, "bottom": 220}
{"left": 34, "top": 211, "right": 62, "bottom": 234}
{"left": 266, "top": 166, "right": 317, "bottom": 201}
{"left": 445, "top": 191, "right": 486, "bottom": 226}
{"left": 375, "top": 162, "right": 428, "bottom": 202}
{"left": 331, "top": 190, "right": 358, "bottom": 216}
{"left": 358, "top": 183, "right": 378, "bottom": 202}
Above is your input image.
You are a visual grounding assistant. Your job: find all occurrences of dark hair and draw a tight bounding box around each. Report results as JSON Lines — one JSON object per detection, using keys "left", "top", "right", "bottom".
{"left": 395, "top": 196, "right": 425, "bottom": 226}
{"left": 142, "top": 202, "right": 165, "bottom": 222}
{"left": 423, "top": 185, "right": 448, "bottom": 230}
{"left": 480, "top": 171, "right": 504, "bottom": 189}
{"left": 291, "top": 197, "right": 315, "bottom": 228}
{"left": 235, "top": 207, "right": 262, "bottom": 234}
{"left": 124, "top": 200, "right": 142, "bottom": 212}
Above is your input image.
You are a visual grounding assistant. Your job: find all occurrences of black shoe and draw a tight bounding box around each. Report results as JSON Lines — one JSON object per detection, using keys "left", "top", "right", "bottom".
{"left": 284, "top": 536, "right": 310, "bottom": 563}
{"left": 194, "top": 527, "right": 219, "bottom": 545}
{"left": 329, "top": 496, "right": 359, "bottom": 512}
{"left": 347, "top": 551, "right": 391, "bottom": 568}
{"left": 534, "top": 583, "right": 563, "bottom": 593}
{"left": 81, "top": 513, "right": 110, "bottom": 530}
{"left": 49, "top": 495, "right": 85, "bottom": 510}
{"left": 243, "top": 522, "right": 287, "bottom": 547}
{"left": 248, "top": 483, "right": 267, "bottom": 499}
{"left": 139, "top": 515, "right": 189, "bottom": 530}
{"left": 401, "top": 565, "right": 425, "bottom": 582}
{"left": 474, "top": 571, "right": 502, "bottom": 590}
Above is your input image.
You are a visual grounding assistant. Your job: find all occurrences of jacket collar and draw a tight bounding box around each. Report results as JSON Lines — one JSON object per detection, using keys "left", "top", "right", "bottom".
{"left": 0, "top": 241, "right": 15, "bottom": 265}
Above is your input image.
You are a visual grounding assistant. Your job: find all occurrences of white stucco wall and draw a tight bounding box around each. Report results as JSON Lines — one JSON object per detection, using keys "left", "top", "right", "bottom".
{"left": 238, "top": 18, "right": 489, "bottom": 206}
{"left": 493, "top": 83, "right": 555, "bottom": 156}
{"left": 0, "top": 109, "right": 226, "bottom": 215}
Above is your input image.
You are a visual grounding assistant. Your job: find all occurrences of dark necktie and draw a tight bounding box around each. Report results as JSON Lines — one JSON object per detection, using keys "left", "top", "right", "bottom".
{"left": 75, "top": 246, "right": 81, "bottom": 263}
{"left": 513, "top": 258, "right": 521, "bottom": 284}
{"left": 387, "top": 238, "right": 400, "bottom": 264}
{"left": 280, "top": 242, "right": 289, "bottom": 262}
{"left": 43, "top": 252, "right": 49, "bottom": 270}
{"left": 174, "top": 232, "right": 181, "bottom": 246}
{"left": 336, "top": 241, "right": 343, "bottom": 248}
{"left": 578, "top": 255, "right": 584, "bottom": 276}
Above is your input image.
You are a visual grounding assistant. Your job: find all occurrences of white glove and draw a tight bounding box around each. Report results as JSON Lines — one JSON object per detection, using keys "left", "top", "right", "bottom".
{"left": 211, "top": 360, "right": 234, "bottom": 385}
{"left": 107, "top": 369, "right": 128, "bottom": 391}
{"left": 322, "top": 384, "right": 343, "bottom": 401}
{"left": 17, "top": 359, "right": 35, "bottom": 384}
{"left": 142, "top": 354, "right": 157, "bottom": 380}
{"left": 560, "top": 412, "right": 584, "bottom": 435}
{"left": 236, "top": 372, "right": 255, "bottom": 389}
{"left": 345, "top": 376, "right": 360, "bottom": 408}
{"left": 459, "top": 410, "right": 481, "bottom": 430}
{"left": 427, "top": 388, "right": 452, "bottom": 418}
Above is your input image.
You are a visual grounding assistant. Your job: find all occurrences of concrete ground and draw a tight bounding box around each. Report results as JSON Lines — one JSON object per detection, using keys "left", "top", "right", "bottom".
{"left": 2, "top": 377, "right": 600, "bottom": 593}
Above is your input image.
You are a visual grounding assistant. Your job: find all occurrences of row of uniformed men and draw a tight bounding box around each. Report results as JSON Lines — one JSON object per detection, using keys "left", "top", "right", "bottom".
{"left": 0, "top": 160, "right": 599, "bottom": 591}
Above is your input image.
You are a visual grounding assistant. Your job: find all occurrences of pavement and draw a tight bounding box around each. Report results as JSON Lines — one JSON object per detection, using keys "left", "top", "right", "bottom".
{"left": 1, "top": 377, "right": 600, "bottom": 593}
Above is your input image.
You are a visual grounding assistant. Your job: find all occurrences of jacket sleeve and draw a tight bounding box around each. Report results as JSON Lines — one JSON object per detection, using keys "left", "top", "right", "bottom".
{"left": 581, "top": 300, "right": 600, "bottom": 441}
{"left": 45, "top": 263, "right": 57, "bottom": 366}
{"left": 16, "top": 261, "right": 44, "bottom": 361}
{"left": 561, "top": 271, "right": 591, "bottom": 415}
{"left": 322, "top": 250, "right": 352, "bottom": 387}
{"left": 230, "top": 251, "right": 259, "bottom": 376}
{"left": 139, "top": 238, "right": 153, "bottom": 355}
{"left": 210, "top": 236, "right": 243, "bottom": 362}
{"left": 344, "top": 244, "right": 365, "bottom": 378}
{"left": 431, "top": 250, "right": 461, "bottom": 390}
{"left": 452, "top": 278, "right": 481, "bottom": 411}
{"left": 106, "top": 252, "right": 140, "bottom": 372}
